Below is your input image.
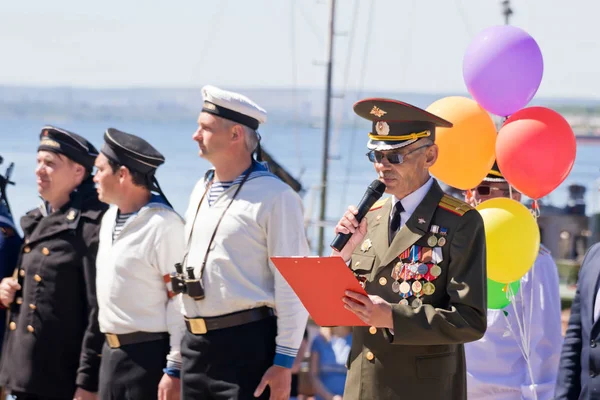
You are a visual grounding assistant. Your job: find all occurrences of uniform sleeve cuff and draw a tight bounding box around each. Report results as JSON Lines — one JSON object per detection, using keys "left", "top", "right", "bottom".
{"left": 273, "top": 344, "right": 298, "bottom": 368}
{"left": 76, "top": 374, "right": 99, "bottom": 393}
{"left": 273, "top": 353, "right": 295, "bottom": 368}
{"left": 163, "top": 367, "right": 181, "bottom": 379}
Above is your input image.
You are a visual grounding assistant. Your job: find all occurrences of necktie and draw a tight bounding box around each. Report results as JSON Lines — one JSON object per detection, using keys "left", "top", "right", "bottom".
{"left": 389, "top": 201, "right": 404, "bottom": 243}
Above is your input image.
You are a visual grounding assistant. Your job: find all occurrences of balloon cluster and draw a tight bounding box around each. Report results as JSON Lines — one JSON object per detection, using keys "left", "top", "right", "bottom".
{"left": 426, "top": 26, "right": 577, "bottom": 309}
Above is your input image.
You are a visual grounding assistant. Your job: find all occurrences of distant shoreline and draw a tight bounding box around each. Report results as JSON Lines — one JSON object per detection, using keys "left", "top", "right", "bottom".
{"left": 0, "top": 85, "right": 599, "bottom": 126}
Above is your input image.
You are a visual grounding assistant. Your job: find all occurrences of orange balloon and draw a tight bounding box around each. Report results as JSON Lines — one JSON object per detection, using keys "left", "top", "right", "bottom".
{"left": 426, "top": 96, "right": 497, "bottom": 190}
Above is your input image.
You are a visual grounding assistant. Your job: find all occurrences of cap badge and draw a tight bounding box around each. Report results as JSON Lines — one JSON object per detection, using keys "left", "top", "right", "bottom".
{"left": 40, "top": 139, "right": 60, "bottom": 148}
{"left": 370, "top": 106, "right": 387, "bottom": 118}
{"left": 203, "top": 102, "right": 217, "bottom": 111}
{"left": 418, "top": 218, "right": 426, "bottom": 224}
{"left": 375, "top": 121, "right": 390, "bottom": 136}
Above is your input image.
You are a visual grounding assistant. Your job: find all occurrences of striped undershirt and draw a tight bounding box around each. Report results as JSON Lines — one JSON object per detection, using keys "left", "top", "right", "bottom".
{"left": 206, "top": 164, "right": 271, "bottom": 206}
{"left": 113, "top": 211, "right": 134, "bottom": 242}
{"left": 208, "top": 172, "right": 250, "bottom": 206}
{"left": 208, "top": 181, "right": 234, "bottom": 206}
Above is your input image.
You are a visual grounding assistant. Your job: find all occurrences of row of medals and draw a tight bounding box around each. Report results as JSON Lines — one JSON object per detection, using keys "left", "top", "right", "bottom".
{"left": 389, "top": 233, "right": 446, "bottom": 308}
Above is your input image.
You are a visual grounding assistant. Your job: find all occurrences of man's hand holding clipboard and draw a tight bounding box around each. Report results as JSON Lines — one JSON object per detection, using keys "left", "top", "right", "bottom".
{"left": 333, "top": 204, "right": 394, "bottom": 330}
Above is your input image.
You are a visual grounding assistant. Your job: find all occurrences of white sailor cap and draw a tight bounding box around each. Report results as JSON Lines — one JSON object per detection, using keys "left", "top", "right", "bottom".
{"left": 201, "top": 85, "right": 267, "bottom": 130}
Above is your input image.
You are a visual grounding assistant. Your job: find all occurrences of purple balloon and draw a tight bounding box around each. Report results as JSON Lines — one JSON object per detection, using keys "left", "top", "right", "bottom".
{"left": 463, "top": 25, "right": 544, "bottom": 117}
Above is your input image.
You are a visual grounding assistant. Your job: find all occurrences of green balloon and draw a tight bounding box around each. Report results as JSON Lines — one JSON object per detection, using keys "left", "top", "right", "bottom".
{"left": 487, "top": 278, "right": 521, "bottom": 310}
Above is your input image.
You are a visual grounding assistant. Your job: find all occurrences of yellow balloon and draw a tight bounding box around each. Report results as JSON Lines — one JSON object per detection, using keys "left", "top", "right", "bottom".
{"left": 476, "top": 198, "right": 539, "bottom": 283}
{"left": 426, "top": 96, "right": 497, "bottom": 190}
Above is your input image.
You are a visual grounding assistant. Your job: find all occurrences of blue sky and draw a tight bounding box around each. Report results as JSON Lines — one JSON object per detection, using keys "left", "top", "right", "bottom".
{"left": 0, "top": 0, "right": 598, "bottom": 99}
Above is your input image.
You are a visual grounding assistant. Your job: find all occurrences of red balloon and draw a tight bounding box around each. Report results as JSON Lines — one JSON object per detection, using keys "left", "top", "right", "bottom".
{"left": 496, "top": 107, "right": 576, "bottom": 199}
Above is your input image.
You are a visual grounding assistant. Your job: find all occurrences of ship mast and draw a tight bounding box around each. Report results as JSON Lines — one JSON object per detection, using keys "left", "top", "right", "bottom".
{"left": 317, "top": 0, "right": 336, "bottom": 256}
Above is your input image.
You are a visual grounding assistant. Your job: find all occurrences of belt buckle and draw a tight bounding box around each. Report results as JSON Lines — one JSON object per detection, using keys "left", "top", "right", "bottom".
{"left": 187, "top": 318, "right": 208, "bottom": 334}
{"left": 106, "top": 333, "right": 121, "bottom": 348}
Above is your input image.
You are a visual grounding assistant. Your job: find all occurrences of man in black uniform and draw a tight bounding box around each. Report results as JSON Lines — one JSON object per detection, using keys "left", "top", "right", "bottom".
{"left": 0, "top": 155, "right": 22, "bottom": 354}
{"left": 0, "top": 126, "right": 107, "bottom": 400}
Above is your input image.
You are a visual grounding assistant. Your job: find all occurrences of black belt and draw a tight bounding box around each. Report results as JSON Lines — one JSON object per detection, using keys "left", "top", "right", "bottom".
{"left": 185, "top": 306, "right": 274, "bottom": 335}
{"left": 105, "top": 331, "right": 169, "bottom": 349}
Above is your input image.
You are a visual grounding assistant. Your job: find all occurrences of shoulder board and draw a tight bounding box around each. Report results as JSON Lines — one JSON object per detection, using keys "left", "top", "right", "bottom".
{"left": 438, "top": 194, "right": 473, "bottom": 216}
{"left": 369, "top": 198, "right": 389, "bottom": 211}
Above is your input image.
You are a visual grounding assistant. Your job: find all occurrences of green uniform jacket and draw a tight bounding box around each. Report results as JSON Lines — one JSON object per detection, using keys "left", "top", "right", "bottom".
{"left": 344, "top": 180, "right": 487, "bottom": 400}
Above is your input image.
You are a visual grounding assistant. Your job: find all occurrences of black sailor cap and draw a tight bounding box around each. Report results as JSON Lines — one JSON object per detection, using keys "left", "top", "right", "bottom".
{"left": 38, "top": 126, "right": 99, "bottom": 170}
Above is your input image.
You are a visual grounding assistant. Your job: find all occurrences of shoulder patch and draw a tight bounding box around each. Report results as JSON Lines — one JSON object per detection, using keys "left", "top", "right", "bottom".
{"left": 369, "top": 197, "right": 389, "bottom": 211}
{"left": 438, "top": 194, "right": 473, "bottom": 216}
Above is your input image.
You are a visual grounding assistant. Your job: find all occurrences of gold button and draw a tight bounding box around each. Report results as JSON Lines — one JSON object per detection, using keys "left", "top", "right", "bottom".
{"left": 379, "top": 277, "right": 387, "bottom": 286}
{"left": 29, "top": 303, "right": 37, "bottom": 310}
{"left": 25, "top": 238, "right": 30, "bottom": 244}
{"left": 369, "top": 326, "right": 377, "bottom": 335}
{"left": 19, "top": 269, "right": 25, "bottom": 277}
{"left": 354, "top": 261, "right": 361, "bottom": 267}
{"left": 34, "top": 274, "right": 42, "bottom": 282}
{"left": 9, "top": 322, "right": 16, "bottom": 331}
{"left": 27, "top": 325, "right": 34, "bottom": 333}
{"left": 42, "top": 247, "right": 50, "bottom": 256}
{"left": 23, "top": 246, "right": 31, "bottom": 253}
{"left": 15, "top": 297, "right": 23, "bottom": 305}
{"left": 366, "top": 351, "right": 374, "bottom": 361}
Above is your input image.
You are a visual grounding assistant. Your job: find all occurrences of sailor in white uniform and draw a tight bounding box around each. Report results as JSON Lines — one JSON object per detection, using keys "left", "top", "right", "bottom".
{"left": 94, "top": 128, "right": 186, "bottom": 400}
{"left": 180, "top": 85, "right": 309, "bottom": 400}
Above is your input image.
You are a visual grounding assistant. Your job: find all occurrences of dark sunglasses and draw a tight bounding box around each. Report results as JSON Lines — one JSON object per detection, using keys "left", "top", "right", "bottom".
{"left": 472, "top": 185, "right": 512, "bottom": 196}
{"left": 366, "top": 144, "right": 432, "bottom": 165}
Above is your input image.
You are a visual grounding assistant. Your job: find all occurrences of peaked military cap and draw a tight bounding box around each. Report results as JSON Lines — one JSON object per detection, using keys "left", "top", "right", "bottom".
{"left": 483, "top": 161, "right": 506, "bottom": 183}
{"left": 201, "top": 85, "right": 267, "bottom": 130}
{"left": 101, "top": 128, "right": 165, "bottom": 174}
{"left": 354, "top": 98, "right": 452, "bottom": 151}
{"left": 38, "top": 126, "right": 99, "bottom": 170}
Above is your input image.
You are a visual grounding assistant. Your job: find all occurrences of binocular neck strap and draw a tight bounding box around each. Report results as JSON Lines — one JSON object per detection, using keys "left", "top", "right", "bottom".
{"left": 182, "top": 170, "right": 251, "bottom": 280}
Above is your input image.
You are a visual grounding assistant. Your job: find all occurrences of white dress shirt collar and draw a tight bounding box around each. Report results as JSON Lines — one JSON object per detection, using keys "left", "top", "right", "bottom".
{"left": 390, "top": 176, "right": 434, "bottom": 224}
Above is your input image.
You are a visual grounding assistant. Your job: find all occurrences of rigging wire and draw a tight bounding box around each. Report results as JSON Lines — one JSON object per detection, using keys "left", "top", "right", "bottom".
{"left": 329, "top": 0, "right": 361, "bottom": 159}
{"left": 189, "top": 0, "right": 230, "bottom": 83}
{"left": 454, "top": 0, "right": 474, "bottom": 38}
{"left": 298, "top": 2, "right": 326, "bottom": 46}
{"left": 338, "top": 0, "right": 376, "bottom": 210}
{"left": 397, "top": 0, "right": 417, "bottom": 88}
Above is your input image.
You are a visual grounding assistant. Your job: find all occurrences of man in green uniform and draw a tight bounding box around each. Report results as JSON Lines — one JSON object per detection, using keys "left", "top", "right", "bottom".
{"left": 333, "top": 98, "right": 487, "bottom": 400}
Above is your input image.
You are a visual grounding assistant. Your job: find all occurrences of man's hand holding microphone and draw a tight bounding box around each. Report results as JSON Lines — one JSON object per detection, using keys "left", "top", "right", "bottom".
{"left": 331, "top": 180, "right": 395, "bottom": 330}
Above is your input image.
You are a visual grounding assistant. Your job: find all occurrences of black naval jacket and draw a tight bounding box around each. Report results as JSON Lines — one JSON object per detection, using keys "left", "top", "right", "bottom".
{"left": 0, "top": 178, "right": 107, "bottom": 398}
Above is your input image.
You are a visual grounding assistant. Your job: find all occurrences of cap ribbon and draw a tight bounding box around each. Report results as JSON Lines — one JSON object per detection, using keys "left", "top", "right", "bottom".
{"left": 368, "top": 130, "right": 431, "bottom": 142}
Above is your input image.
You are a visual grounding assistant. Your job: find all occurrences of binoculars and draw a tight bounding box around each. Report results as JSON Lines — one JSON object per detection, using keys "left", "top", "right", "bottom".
{"left": 171, "top": 263, "right": 205, "bottom": 300}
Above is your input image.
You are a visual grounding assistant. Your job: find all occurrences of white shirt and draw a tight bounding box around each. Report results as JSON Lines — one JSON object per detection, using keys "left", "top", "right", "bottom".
{"left": 96, "top": 200, "right": 186, "bottom": 364}
{"left": 466, "top": 246, "right": 563, "bottom": 400}
{"left": 390, "top": 176, "right": 433, "bottom": 227}
{"left": 182, "top": 167, "right": 309, "bottom": 368}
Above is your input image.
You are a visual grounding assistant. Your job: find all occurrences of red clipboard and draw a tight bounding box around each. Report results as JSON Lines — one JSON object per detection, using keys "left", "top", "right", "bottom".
{"left": 270, "top": 256, "right": 369, "bottom": 327}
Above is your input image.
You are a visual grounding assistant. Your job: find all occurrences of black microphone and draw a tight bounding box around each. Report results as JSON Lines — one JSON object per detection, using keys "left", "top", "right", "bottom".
{"left": 330, "top": 179, "right": 386, "bottom": 252}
